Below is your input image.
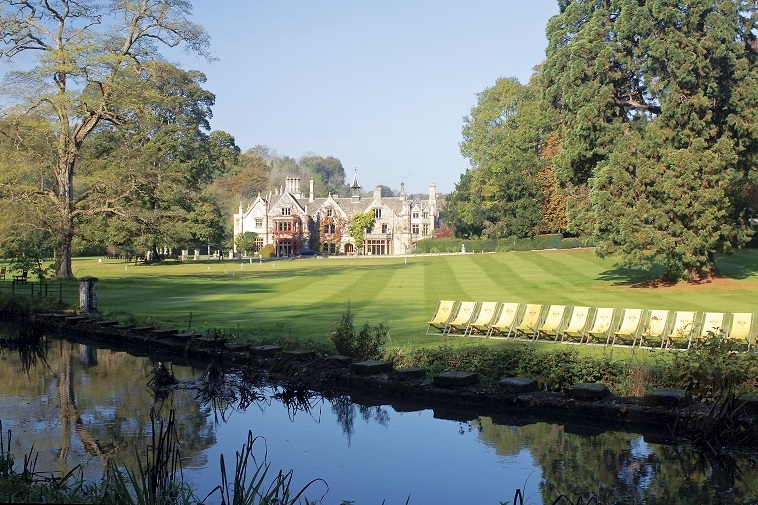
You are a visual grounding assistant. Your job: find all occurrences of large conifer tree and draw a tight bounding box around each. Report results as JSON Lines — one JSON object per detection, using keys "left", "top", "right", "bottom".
{"left": 542, "top": 0, "right": 758, "bottom": 279}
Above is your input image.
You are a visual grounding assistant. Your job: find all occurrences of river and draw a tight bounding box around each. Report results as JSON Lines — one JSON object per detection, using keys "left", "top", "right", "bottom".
{"left": 1, "top": 336, "right": 757, "bottom": 504}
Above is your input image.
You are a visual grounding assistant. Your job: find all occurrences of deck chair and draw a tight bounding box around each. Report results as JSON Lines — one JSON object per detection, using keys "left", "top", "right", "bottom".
{"left": 464, "top": 301, "right": 500, "bottom": 336}
{"left": 426, "top": 300, "right": 456, "bottom": 335}
{"left": 697, "top": 312, "right": 726, "bottom": 341}
{"left": 559, "top": 306, "right": 591, "bottom": 343}
{"left": 444, "top": 301, "right": 478, "bottom": 335}
{"left": 513, "top": 304, "right": 544, "bottom": 339}
{"left": 584, "top": 308, "right": 616, "bottom": 345}
{"left": 663, "top": 311, "right": 697, "bottom": 349}
{"left": 485, "top": 302, "right": 520, "bottom": 338}
{"left": 534, "top": 305, "right": 567, "bottom": 341}
{"left": 638, "top": 310, "right": 670, "bottom": 348}
{"left": 608, "top": 308, "right": 644, "bottom": 346}
{"left": 727, "top": 313, "right": 755, "bottom": 350}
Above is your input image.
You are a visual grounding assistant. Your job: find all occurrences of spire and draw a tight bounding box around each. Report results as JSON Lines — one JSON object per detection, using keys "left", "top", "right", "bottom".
{"left": 351, "top": 169, "right": 362, "bottom": 202}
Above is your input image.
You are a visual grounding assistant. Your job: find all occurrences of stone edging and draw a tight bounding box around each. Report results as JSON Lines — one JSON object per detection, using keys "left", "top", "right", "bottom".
{"left": 29, "top": 312, "right": 758, "bottom": 446}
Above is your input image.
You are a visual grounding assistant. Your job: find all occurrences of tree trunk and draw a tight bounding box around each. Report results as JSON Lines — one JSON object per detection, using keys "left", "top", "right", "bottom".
{"left": 55, "top": 144, "right": 77, "bottom": 278}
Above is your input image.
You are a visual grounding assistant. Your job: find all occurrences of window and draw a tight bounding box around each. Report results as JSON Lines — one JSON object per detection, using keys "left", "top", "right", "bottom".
{"left": 374, "top": 208, "right": 382, "bottom": 218}
{"left": 412, "top": 224, "right": 419, "bottom": 235}
{"left": 423, "top": 224, "right": 429, "bottom": 235}
{"left": 322, "top": 243, "right": 337, "bottom": 254}
{"left": 326, "top": 208, "right": 333, "bottom": 217}
{"left": 423, "top": 211, "right": 429, "bottom": 219}
{"left": 276, "top": 221, "right": 293, "bottom": 232}
{"left": 412, "top": 211, "right": 419, "bottom": 219}
{"left": 254, "top": 237, "right": 264, "bottom": 252}
{"left": 381, "top": 223, "right": 388, "bottom": 234}
{"left": 255, "top": 218, "right": 263, "bottom": 228}
{"left": 325, "top": 223, "right": 336, "bottom": 234}
{"left": 365, "top": 239, "right": 387, "bottom": 255}
{"left": 281, "top": 207, "right": 291, "bottom": 215}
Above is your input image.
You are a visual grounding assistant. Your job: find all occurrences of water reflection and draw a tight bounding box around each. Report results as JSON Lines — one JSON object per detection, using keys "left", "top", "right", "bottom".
{"left": 1, "top": 336, "right": 758, "bottom": 504}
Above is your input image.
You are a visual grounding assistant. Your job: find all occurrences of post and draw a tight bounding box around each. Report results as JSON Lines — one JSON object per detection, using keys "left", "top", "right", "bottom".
{"left": 79, "top": 276, "right": 98, "bottom": 312}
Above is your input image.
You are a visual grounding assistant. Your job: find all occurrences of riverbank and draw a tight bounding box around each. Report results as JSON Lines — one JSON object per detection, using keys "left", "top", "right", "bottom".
{"left": 32, "top": 311, "right": 758, "bottom": 451}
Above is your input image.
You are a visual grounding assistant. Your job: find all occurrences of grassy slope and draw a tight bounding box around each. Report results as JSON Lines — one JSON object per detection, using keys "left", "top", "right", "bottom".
{"left": 63, "top": 249, "right": 758, "bottom": 350}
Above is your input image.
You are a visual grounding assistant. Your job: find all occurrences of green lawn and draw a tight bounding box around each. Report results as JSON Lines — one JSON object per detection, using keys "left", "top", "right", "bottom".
{"left": 61, "top": 248, "right": 758, "bottom": 349}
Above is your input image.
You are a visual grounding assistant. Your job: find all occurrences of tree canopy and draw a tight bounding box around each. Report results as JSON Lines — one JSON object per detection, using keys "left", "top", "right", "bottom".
{"left": 446, "top": 76, "right": 551, "bottom": 239}
{"left": 541, "top": 0, "right": 758, "bottom": 279}
{"left": 0, "top": 0, "right": 211, "bottom": 277}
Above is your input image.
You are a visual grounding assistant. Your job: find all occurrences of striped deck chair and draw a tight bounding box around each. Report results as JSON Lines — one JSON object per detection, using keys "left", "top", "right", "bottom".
{"left": 464, "top": 301, "right": 500, "bottom": 336}
{"left": 584, "top": 308, "right": 616, "bottom": 345}
{"left": 638, "top": 310, "right": 670, "bottom": 348}
{"left": 486, "top": 302, "right": 520, "bottom": 338}
{"left": 727, "top": 313, "right": 755, "bottom": 351}
{"left": 444, "top": 301, "right": 478, "bottom": 335}
{"left": 663, "top": 311, "right": 696, "bottom": 349}
{"left": 608, "top": 308, "right": 644, "bottom": 346}
{"left": 426, "top": 300, "right": 456, "bottom": 335}
{"left": 513, "top": 304, "right": 544, "bottom": 340}
{"left": 559, "top": 306, "right": 591, "bottom": 343}
{"left": 534, "top": 305, "right": 567, "bottom": 341}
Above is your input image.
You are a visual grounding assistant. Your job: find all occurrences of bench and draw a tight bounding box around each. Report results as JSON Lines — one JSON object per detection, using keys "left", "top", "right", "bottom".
{"left": 12, "top": 270, "right": 28, "bottom": 285}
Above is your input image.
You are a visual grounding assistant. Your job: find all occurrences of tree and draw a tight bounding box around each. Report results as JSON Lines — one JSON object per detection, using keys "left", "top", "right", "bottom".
{"left": 348, "top": 211, "right": 375, "bottom": 252}
{"left": 74, "top": 63, "right": 233, "bottom": 259}
{"left": 541, "top": 0, "right": 758, "bottom": 279}
{"left": 299, "top": 155, "right": 347, "bottom": 195}
{"left": 0, "top": 0, "right": 210, "bottom": 278}
{"left": 449, "top": 76, "right": 549, "bottom": 239}
{"left": 234, "top": 231, "right": 258, "bottom": 256}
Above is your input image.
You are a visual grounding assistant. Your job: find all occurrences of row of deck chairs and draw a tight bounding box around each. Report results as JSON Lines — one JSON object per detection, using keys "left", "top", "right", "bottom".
{"left": 426, "top": 301, "right": 756, "bottom": 350}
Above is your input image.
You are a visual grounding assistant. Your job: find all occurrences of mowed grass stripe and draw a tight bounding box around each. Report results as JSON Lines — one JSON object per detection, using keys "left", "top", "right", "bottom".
{"left": 443, "top": 254, "right": 505, "bottom": 301}
{"left": 64, "top": 250, "right": 758, "bottom": 344}
{"left": 424, "top": 256, "right": 466, "bottom": 303}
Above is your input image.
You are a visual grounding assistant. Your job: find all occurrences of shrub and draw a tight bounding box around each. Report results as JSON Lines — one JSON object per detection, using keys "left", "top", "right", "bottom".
{"left": 259, "top": 244, "right": 276, "bottom": 258}
{"left": 331, "top": 305, "right": 388, "bottom": 361}
{"left": 658, "top": 334, "right": 758, "bottom": 402}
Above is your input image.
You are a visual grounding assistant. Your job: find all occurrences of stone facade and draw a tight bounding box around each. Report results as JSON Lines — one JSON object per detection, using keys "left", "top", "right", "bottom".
{"left": 233, "top": 174, "right": 439, "bottom": 256}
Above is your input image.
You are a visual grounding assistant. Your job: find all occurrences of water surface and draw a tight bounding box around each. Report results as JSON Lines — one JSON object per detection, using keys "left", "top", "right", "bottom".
{"left": 1, "top": 337, "right": 757, "bottom": 504}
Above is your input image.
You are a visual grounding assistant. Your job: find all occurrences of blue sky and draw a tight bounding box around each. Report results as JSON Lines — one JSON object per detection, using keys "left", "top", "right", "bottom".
{"left": 178, "top": 2, "right": 558, "bottom": 194}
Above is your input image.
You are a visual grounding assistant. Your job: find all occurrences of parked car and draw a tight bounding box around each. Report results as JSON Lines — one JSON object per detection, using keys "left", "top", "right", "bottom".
{"left": 295, "top": 248, "right": 320, "bottom": 257}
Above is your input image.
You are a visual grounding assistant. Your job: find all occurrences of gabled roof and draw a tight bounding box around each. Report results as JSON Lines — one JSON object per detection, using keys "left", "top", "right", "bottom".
{"left": 269, "top": 192, "right": 307, "bottom": 218}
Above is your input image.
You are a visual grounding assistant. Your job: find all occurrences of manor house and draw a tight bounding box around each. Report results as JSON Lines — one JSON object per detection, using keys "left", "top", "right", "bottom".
{"left": 233, "top": 174, "right": 439, "bottom": 256}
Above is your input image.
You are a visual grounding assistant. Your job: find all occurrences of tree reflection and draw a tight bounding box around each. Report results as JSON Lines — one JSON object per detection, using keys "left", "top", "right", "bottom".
{"left": 474, "top": 417, "right": 758, "bottom": 503}
{"left": 330, "top": 394, "right": 390, "bottom": 446}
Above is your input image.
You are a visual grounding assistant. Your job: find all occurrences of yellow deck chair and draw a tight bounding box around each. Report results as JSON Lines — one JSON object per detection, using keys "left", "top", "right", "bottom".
{"left": 513, "top": 304, "right": 544, "bottom": 339}
{"left": 444, "top": 301, "right": 478, "bottom": 335}
{"left": 609, "top": 308, "right": 644, "bottom": 346}
{"left": 663, "top": 311, "right": 697, "bottom": 349}
{"left": 426, "top": 300, "right": 456, "bottom": 335}
{"left": 464, "top": 301, "right": 500, "bottom": 336}
{"left": 638, "top": 310, "right": 670, "bottom": 348}
{"left": 534, "top": 305, "right": 567, "bottom": 341}
{"left": 559, "top": 306, "right": 591, "bottom": 343}
{"left": 727, "top": 313, "right": 755, "bottom": 350}
{"left": 486, "top": 302, "right": 520, "bottom": 338}
{"left": 697, "top": 312, "right": 726, "bottom": 341}
{"left": 585, "top": 308, "right": 616, "bottom": 345}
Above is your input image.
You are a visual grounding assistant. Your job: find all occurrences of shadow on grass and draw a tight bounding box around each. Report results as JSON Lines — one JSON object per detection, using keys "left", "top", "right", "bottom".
{"left": 596, "top": 249, "right": 758, "bottom": 285}
{"left": 596, "top": 264, "right": 665, "bottom": 286}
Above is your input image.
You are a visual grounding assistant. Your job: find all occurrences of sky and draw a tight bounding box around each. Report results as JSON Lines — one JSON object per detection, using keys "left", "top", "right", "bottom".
{"left": 172, "top": 1, "right": 560, "bottom": 194}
